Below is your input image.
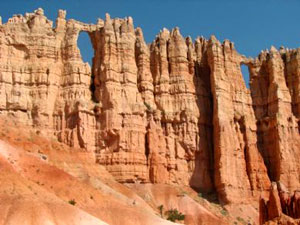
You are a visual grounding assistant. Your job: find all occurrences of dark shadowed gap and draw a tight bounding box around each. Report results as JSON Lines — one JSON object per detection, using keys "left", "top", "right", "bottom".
{"left": 145, "top": 131, "right": 150, "bottom": 162}
{"left": 241, "top": 64, "right": 250, "bottom": 88}
{"left": 77, "top": 31, "right": 93, "bottom": 65}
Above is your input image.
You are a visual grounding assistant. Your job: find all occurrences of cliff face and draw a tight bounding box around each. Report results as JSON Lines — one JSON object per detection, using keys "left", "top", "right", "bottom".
{"left": 1, "top": 9, "right": 300, "bottom": 211}
{"left": 0, "top": 8, "right": 98, "bottom": 150}
{"left": 249, "top": 47, "right": 300, "bottom": 192}
{"left": 207, "top": 37, "right": 271, "bottom": 204}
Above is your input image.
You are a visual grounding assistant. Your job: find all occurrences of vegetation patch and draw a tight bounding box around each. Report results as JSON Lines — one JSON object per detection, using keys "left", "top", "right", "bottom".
{"left": 220, "top": 208, "right": 228, "bottom": 216}
{"left": 165, "top": 208, "right": 185, "bottom": 222}
{"left": 158, "top": 204, "right": 164, "bottom": 218}
{"left": 68, "top": 199, "right": 76, "bottom": 205}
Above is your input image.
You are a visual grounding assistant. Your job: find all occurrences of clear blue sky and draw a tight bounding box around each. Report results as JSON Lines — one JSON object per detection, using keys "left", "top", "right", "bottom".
{"left": 1, "top": 0, "right": 300, "bottom": 84}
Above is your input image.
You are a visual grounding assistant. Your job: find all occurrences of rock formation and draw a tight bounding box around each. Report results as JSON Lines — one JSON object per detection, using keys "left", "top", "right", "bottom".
{"left": 259, "top": 182, "right": 300, "bottom": 224}
{"left": 250, "top": 47, "right": 300, "bottom": 192}
{"left": 1, "top": 9, "right": 300, "bottom": 216}
{"left": 207, "top": 36, "right": 271, "bottom": 203}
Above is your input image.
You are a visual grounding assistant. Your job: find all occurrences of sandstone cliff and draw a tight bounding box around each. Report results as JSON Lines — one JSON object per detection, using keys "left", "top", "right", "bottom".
{"left": 1, "top": 9, "right": 300, "bottom": 224}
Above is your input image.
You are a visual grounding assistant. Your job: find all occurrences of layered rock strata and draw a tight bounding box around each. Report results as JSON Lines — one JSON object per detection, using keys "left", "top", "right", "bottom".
{"left": 207, "top": 36, "right": 271, "bottom": 203}
{"left": 260, "top": 182, "right": 300, "bottom": 224}
{"left": 1, "top": 9, "right": 300, "bottom": 207}
{"left": 249, "top": 47, "right": 300, "bottom": 192}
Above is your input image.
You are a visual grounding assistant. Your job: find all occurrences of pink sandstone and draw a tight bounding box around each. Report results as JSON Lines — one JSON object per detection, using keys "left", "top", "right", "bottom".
{"left": 1, "top": 10, "right": 300, "bottom": 220}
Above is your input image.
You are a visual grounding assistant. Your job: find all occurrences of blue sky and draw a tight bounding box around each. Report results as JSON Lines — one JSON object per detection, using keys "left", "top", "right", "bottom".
{"left": 1, "top": 0, "right": 300, "bottom": 84}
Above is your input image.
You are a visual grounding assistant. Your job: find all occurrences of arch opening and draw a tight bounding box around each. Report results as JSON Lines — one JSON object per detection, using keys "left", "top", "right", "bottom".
{"left": 77, "top": 31, "right": 94, "bottom": 65}
{"left": 241, "top": 64, "right": 250, "bottom": 88}
{"left": 77, "top": 31, "right": 98, "bottom": 102}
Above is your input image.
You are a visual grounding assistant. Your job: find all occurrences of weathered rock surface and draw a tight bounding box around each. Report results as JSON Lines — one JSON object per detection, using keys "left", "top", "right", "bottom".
{"left": 259, "top": 182, "right": 300, "bottom": 224}
{"left": 207, "top": 36, "right": 271, "bottom": 204}
{"left": 0, "top": 116, "right": 226, "bottom": 225}
{"left": 249, "top": 47, "right": 300, "bottom": 193}
{"left": 1, "top": 9, "right": 300, "bottom": 217}
{"left": 0, "top": 9, "right": 216, "bottom": 192}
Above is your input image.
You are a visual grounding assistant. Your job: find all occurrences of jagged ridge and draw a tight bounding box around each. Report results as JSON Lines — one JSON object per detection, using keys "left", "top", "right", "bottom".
{"left": 1, "top": 10, "right": 300, "bottom": 222}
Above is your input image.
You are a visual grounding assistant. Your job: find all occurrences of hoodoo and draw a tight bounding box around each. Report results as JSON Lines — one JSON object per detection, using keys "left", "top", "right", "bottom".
{"left": 0, "top": 9, "right": 300, "bottom": 225}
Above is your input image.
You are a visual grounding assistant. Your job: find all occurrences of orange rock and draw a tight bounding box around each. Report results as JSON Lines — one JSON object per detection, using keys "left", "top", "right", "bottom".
{"left": 1, "top": 10, "right": 300, "bottom": 219}
{"left": 249, "top": 46, "right": 300, "bottom": 193}
{"left": 207, "top": 36, "right": 270, "bottom": 204}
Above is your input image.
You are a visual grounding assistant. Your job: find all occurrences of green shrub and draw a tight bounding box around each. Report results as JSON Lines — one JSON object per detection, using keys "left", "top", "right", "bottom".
{"left": 144, "top": 102, "right": 152, "bottom": 111}
{"left": 236, "top": 216, "right": 245, "bottom": 223}
{"left": 220, "top": 209, "right": 228, "bottom": 216}
{"left": 158, "top": 204, "right": 164, "bottom": 218}
{"left": 68, "top": 199, "right": 76, "bottom": 205}
{"left": 165, "top": 208, "right": 185, "bottom": 222}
